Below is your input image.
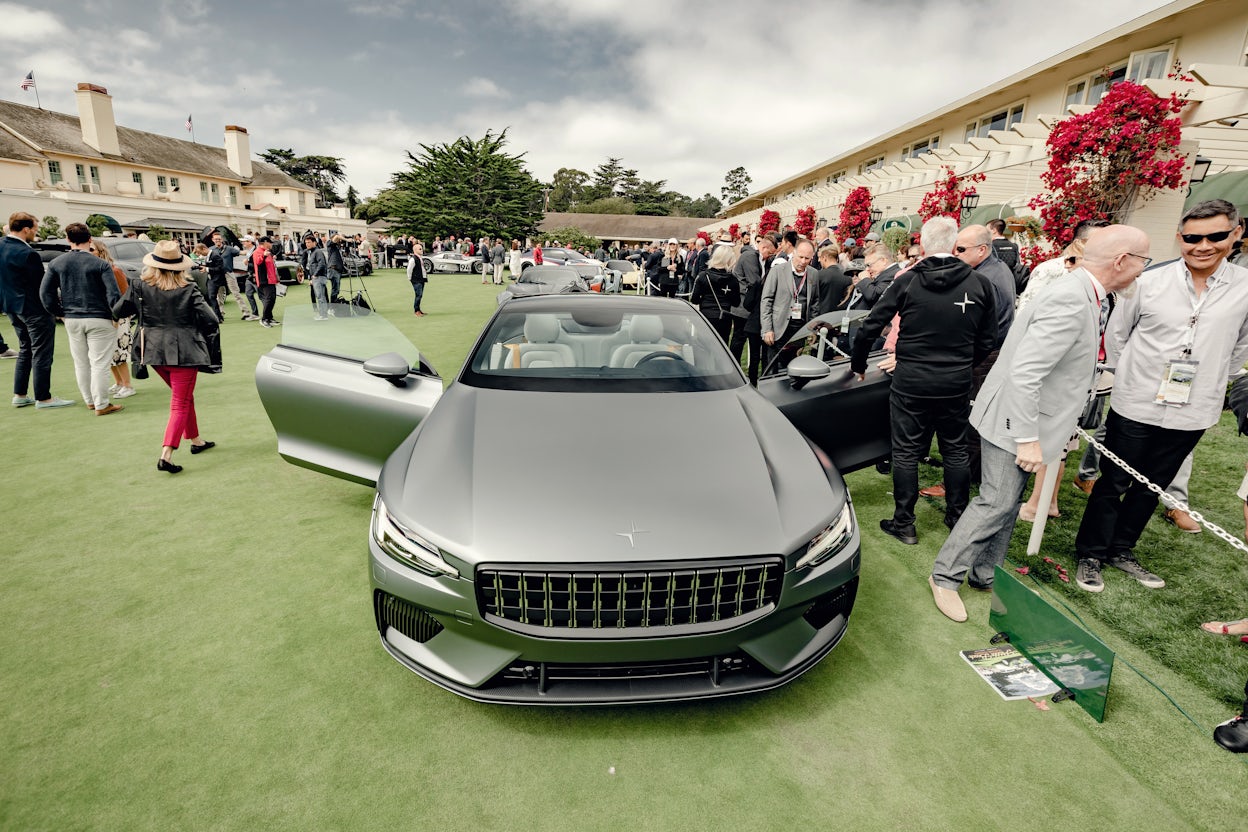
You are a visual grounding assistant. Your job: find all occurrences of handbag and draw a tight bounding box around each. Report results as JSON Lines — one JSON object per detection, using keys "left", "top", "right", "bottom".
{"left": 132, "top": 293, "right": 149, "bottom": 380}
{"left": 275, "top": 282, "right": 287, "bottom": 297}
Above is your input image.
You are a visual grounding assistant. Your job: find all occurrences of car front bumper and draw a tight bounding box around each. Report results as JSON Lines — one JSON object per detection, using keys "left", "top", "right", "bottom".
{"left": 368, "top": 524, "right": 862, "bottom": 705}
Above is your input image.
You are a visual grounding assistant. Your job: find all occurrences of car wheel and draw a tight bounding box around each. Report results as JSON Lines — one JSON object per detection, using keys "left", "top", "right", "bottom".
{"left": 422, "top": 258, "right": 434, "bottom": 273}
{"left": 473, "top": 261, "right": 485, "bottom": 274}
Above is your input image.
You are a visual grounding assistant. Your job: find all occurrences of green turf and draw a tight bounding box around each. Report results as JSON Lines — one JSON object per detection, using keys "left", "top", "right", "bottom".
{"left": 1, "top": 269, "right": 1244, "bottom": 832}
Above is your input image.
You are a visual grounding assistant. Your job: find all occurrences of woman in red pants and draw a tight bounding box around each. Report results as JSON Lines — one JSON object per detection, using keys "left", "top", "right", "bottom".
{"left": 112, "top": 240, "right": 219, "bottom": 473}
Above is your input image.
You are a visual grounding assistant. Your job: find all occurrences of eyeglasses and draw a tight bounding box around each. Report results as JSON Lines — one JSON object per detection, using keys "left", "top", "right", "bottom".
{"left": 1179, "top": 229, "right": 1234, "bottom": 244}
{"left": 1123, "top": 252, "right": 1153, "bottom": 268}
{"left": 954, "top": 244, "right": 983, "bottom": 254}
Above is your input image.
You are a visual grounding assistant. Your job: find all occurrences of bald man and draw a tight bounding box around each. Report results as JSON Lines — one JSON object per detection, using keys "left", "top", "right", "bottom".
{"left": 928, "top": 225, "right": 1152, "bottom": 621}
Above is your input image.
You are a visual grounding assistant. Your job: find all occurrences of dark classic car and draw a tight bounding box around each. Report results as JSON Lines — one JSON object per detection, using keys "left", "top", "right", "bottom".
{"left": 495, "top": 264, "right": 592, "bottom": 304}
{"left": 256, "top": 297, "right": 891, "bottom": 704}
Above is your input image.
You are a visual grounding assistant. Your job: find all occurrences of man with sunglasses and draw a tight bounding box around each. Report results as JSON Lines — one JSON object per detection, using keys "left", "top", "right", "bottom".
{"left": 1074, "top": 199, "right": 1248, "bottom": 593}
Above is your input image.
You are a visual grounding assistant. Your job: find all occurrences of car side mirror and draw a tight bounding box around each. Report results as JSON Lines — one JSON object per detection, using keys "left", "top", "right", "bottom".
{"left": 363, "top": 352, "right": 412, "bottom": 387}
{"left": 787, "top": 355, "right": 831, "bottom": 391}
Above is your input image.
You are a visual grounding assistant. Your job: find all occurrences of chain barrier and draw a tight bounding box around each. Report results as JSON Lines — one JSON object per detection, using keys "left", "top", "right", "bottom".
{"left": 1075, "top": 426, "right": 1248, "bottom": 555}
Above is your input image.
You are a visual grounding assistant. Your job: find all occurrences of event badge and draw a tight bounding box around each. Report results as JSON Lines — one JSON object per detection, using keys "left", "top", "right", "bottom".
{"left": 1154, "top": 359, "right": 1199, "bottom": 405}
{"left": 790, "top": 301, "right": 802, "bottom": 321}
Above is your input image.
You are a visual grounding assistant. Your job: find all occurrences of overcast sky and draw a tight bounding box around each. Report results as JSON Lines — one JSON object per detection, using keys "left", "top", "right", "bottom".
{"left": 1, "top": 0, "right": 1175, "bottom": 203}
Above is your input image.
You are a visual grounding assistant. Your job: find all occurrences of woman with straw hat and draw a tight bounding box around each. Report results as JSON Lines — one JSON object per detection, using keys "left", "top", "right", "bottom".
{"left": 112, "top": 240, "right": 219, "bottom": 473}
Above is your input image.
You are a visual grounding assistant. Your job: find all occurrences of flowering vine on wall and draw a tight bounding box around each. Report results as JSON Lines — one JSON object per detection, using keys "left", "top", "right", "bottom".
{"left": 918, "top": 166, "right": 986, "bottom": 222}
{"left": 1028, "top": 77, "right": 1189, "bottom": 251}
{"left": 758, "top": 209, "right": 780, "bottom": 236}
{"left": 794, "top": 206, "right": 817, "bottom": 238}
{"left": 836, "top": 187, "right": 873, "bottom": 245}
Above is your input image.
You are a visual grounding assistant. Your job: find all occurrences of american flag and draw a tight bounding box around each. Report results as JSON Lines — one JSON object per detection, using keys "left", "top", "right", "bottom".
{"left": 19, "top": 71, "right": 34, "bottom": 91}
{"left": 185, "top": 114, "right": 193, "bottom": 132}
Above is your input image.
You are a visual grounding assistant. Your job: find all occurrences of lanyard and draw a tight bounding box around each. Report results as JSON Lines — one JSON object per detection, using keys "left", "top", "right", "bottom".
{"left": 1180, "top": 275, "right": 1215, "bottom": 357}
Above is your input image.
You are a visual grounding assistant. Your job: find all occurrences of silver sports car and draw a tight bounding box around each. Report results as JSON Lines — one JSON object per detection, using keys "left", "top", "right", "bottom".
{"left": 421, "top": 251, "right": 485, "bottom": 274}
{"left": 256, "top": 298, "right": 890, "bottom": 704}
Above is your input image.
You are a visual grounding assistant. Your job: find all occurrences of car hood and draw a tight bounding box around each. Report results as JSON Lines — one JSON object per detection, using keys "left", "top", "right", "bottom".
{"left": 379, "top": 385, "right": 844, "bottom": 567}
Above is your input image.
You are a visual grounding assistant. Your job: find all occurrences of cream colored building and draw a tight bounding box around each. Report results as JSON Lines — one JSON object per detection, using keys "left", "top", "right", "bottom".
{"left": 0, "top": 83, "right": 365, "bottom": 242}
{"left": 715, "top": 0, "right": 1248, "bottom": 261}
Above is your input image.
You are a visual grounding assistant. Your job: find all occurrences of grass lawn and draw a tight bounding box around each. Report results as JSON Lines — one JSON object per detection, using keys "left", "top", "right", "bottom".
{"left": 1, "top": 268, "right": 1245, "bottom": 831}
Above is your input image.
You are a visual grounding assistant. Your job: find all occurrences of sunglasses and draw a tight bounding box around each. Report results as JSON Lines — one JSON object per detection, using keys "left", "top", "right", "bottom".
{"left": 954, "top": 244, "right": 983, "bottom": 254}
{"left": 1180, "top": 230, "right": 1234, "bottom": 244}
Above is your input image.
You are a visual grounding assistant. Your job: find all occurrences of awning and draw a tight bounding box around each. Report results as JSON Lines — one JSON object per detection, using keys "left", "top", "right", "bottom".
{"left": 1185, "top": 170, "right": 1248, "bottom": 215}
{"left": 122, "top": 217, "right": 206, "bottom": 232}
{"left": 961, "top": 202, "right": 1012, "bottom": 227}
{"left": 881, "top": 213, "right": 923, "bottom": 233}
{"left": 85, "top": 213, "right": 123, "bottom": 234}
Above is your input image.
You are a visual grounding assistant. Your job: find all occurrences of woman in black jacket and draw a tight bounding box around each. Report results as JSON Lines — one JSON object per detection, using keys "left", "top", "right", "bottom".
{"left": 690, "top": 244, "right": 741, "bottom": 342}
{"left": 113, "top": 240, "right": 220, "bottom": 473}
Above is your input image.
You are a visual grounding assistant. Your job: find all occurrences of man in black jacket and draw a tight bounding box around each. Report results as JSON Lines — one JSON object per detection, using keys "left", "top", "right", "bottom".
{"left": 851, "top": 217, "right": 998, "bottom": 544}
{"left": 1, "top": 211, "right": 73, "bottom": 408}
{"left": 39, "top": 222, "right": 121, "bottom": 414}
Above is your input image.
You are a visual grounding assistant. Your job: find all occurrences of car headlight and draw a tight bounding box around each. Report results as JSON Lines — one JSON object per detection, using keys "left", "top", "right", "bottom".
{"left": 796, "top": 501, "right": 855, "bottom": 570}
{"left": 371, "top": 495, "right": 459, "bottom": 579}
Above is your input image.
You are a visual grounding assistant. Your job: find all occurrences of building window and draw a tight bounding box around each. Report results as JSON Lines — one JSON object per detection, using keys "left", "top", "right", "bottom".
{"left": 297, "top": 192, "right": 306, "bottom": 214}
{"left": 825, "top": 170, "right": 847, "bottom": 186}
{"left": 227, "top": 185, "right": 237, "bottom": 206}
{"left": 1064, "top": 81, "right": 1086, "bottom": 109}
{"left": 132, "top": 171, "right": 144, "bottom": 194}
{"left": 1127, "top": 44, "right": 1173, "bottom": 84}
{"left": 858, "top": 156, "right": 885, "bottom": 175}
{"left": 89, "top": 166, "right": 100, "bottom": 186}
{"left": 157, "top": 175, "right": 167, "bottom": 193}
{"left": 48, "top": 161, "right": 62, "bottom": 184}
{"left": 965, "top": 103, "right": 1025, "bottom": 140}
{"left": 75, "top": 164, "right": 86, "bottom": 186}
{"left": 200, "top": 182, "right": 209, "bottom": 203}
{"left": 169, "top": 177, "right": 179, "bottom": 191}
{"left": 210, "top": 183, "right": 220, "bottom": 204}
{"left": 901, "top": 134, "right": 940, "bottom": 159}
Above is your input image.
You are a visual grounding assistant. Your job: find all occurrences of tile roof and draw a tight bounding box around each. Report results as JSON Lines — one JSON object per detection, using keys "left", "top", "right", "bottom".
{"left": 0, "top": 98, "right": 312, "bottom": 191}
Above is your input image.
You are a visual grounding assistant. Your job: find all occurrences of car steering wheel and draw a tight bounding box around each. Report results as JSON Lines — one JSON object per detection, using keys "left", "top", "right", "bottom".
{"left": 636, "top": 351, "right": 686, "bottom": 365}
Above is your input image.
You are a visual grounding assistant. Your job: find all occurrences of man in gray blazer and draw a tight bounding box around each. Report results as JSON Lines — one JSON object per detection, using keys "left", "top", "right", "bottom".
{"left": 759, "top": 240, "right": 831, "bottom": 371}
{"left": 928, "top": 225, "right": 1151, "bottom": 622}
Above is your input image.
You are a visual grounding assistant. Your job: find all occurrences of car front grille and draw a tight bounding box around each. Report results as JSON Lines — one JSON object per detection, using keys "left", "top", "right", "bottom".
{"left": 475, "top": 558, "right": 784, "bottom": 637}
{"left": 374, "top": 590, "right": 444, "bottom": 643}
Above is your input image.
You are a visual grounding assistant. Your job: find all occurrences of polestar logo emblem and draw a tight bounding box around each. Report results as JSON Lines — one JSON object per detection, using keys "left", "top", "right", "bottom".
{"left": 955, "top": 293, "right": 976, "bottom": 313}
{"left": 616, "top": 522, "right": 649, "bottom": 548}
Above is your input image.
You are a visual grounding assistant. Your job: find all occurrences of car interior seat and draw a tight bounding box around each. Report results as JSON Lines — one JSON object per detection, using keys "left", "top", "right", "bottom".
{"left": 516, "top": 313, "right": 577, "bottom": 368}
{"left": 607, "top": 314, "right": 692, "bottom": 368}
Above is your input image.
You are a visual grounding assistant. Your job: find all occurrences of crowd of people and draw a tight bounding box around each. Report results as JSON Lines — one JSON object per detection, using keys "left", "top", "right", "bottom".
{"left": 5, "top": 202, "right": 1248, "bottom": 753}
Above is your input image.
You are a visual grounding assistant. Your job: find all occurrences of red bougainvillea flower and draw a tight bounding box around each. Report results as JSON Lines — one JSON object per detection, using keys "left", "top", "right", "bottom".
{"left": 1029, "top": 79, "right": 1187, "bottom": 248}
{"left": 918, "top": 167, "right": 985, "bottom": 222}
{"left": 836, "top": 187, "right": 874, "bottom": 245}
{"left": 795, "top": 206, "right": 817, "bottom": 238}
{"left": 759, "top": 209, "right": 781, "bottom": 235}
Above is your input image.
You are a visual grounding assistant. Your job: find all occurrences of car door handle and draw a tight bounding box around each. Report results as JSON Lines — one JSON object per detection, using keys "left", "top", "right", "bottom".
{"left": 269, "top": 361, "right": 293, "bottom": 373}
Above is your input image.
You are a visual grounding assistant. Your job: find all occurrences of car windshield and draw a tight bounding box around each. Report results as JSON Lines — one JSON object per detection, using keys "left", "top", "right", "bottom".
{"left": 462, "top": 298, "right": 745, "bottom": 392}
{"left": 279, "top": 304, "right": 422, "bottom": 368}
{"left": 518, "top": 266, "right": 584, "bottom": 287}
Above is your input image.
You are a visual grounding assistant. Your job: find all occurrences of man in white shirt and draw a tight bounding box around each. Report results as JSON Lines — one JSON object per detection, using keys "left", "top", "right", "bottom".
{"left": 1075, "top": 199, "right": 1248, "bottom": 592}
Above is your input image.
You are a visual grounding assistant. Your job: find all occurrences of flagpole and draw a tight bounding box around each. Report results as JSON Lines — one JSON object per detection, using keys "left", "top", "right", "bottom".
{"left": 34, "top": 82, "right": 41, "bottom": 109}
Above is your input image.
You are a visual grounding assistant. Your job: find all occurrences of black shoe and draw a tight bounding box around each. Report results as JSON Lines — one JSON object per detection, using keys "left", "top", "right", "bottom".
{"left": 1106, "top": 554, "right": 1165, "bottom": 588}
{"left": 875, "top": 459, "right": 891, "bottom": 475}
{"left": 157, "top": 459, "right": 183, "bottom": 474}
{"left": 1075, "top": 558, "right": 1104, "bottom": 592}
{"left": 190, "top": 441, "right": 215, "bottom": 455}
{"left": 879, "top": 519, "right": 918, "bottom": 545}
{"left": 967, "top": 581, "right": 993, "bottom": 592}
{"left": 1214, "top": 714, "right": 1248, "bottom": 753}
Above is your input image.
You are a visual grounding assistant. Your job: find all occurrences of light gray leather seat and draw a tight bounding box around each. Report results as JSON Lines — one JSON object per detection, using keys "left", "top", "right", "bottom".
{"left": 609, "top": 315, "right": 669, "bottom": 368}
{"left": 518, "top": 314, "right": 576, "bottom": 368}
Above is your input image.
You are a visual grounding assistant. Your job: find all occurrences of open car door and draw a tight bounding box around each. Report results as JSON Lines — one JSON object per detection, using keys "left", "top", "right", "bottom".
{"left": 757, "top": 312, "right": 893, "bottom": 474}
{"left": 255, "top": 305, "right": 443, "bottom": 487}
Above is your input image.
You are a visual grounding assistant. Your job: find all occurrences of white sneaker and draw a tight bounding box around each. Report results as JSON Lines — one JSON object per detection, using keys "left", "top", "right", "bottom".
{"left": 114, "top": 386, "right": 137, "bottom": 399}
{"left": 108, "top": 383, "right": 119, "bottom": 395}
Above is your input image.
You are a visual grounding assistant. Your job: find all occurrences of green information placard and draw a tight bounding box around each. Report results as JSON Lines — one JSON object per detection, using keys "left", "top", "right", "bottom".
{"left": 988, "top": 566, "right": 1116, "bottom": 722}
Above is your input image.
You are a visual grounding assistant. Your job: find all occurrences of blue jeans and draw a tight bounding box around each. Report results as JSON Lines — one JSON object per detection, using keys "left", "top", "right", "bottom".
{"left": 411, "top": 281, "right": 425, "bottom": 312}
{"left": 312, "top": 276, "right": 329, "bottom": 316}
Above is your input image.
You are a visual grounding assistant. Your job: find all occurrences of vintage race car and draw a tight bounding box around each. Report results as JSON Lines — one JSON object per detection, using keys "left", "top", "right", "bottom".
{"left": 256, "top": 298, "right": 890, "bottom": 704}
{"left": 421, "top": 251, "right": 485, "bottom": 274}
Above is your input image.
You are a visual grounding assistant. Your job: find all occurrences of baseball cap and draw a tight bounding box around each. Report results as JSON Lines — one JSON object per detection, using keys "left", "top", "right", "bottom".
{"left": 865, "top": 232, "right": 881, "bottom": 242}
